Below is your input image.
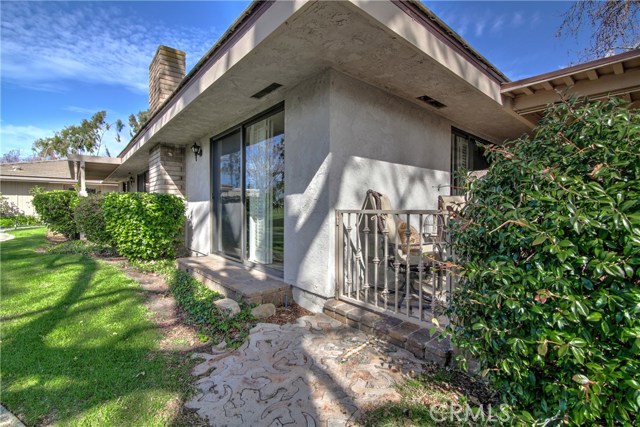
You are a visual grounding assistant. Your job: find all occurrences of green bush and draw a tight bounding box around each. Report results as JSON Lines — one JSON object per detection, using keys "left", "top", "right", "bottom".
{"left": 32, "top": 190, "right": 79, "bottom": 239}
{"left": 75, "top": 195, "right": 111, "bottom": 245}
{"left": 0, "top": 215, "right": 41, "bottom": 228}
{"left": 447, "top": 98, "right": 639, "bottom": 426}
{"left": 103, "top": 193, "right": 185, "bottom": 260}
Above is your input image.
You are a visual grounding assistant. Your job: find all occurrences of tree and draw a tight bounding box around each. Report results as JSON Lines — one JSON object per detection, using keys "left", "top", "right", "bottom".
{"left": 128, "top": 110, "right": 149, "bottom": 137}
{"left": 447, "top": 97, "right": 639, "bottom": 425}
{"left": 32, "top": 111, "right": 124, "bottom": 159}
{"left": 558, "top": 0, "right": 640, "bottom": 60}
{"left": 0, "top": 149, "right": 22, "bottom": 163}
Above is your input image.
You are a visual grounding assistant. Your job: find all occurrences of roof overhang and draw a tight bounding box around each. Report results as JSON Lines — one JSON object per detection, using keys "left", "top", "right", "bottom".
{"left": 501, "top": 49, "right": 640, "bottom": 125}
{"left": 68, "top": 154, "right": 122, "bottom": 182}
{"left": 0, "top": 175, "right": 119, "bottom": 186}
{"left": 109, "top": 0, "right": 530, "bottom": 179}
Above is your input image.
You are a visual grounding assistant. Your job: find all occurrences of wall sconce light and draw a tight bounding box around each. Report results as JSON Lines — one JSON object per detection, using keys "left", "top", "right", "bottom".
{"left": 191, "top": 142, "right": 203, "bottom": 162}
{"left": 128, "top": 173, "right": 135, "bottom": 185}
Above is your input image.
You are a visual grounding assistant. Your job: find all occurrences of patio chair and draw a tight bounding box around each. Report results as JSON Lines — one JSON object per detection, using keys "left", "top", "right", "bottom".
{"left": 357, "top": 190, "right": 447, "bottom": 309}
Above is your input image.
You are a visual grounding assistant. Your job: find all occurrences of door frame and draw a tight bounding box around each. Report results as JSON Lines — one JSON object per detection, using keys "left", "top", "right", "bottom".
{"left": 209, "top": 102, "right": 285, "bottom": 277}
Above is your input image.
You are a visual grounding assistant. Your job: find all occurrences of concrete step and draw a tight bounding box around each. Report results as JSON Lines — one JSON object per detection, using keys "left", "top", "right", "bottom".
{"left": 177, "top": 255, "right": 292, "bottom": 306}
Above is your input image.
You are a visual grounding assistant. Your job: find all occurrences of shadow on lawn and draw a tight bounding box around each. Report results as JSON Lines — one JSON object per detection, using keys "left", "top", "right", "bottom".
{"left": 0, "top": 231, "right": 196, "bottom": 426}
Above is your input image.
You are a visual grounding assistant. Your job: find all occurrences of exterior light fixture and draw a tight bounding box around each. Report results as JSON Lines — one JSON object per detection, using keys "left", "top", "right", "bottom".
{"left": 191, "top": 142, "right": 203, "bottom": 161}
{"left": 128, "top": 173, "right": 135, "bottom": 185}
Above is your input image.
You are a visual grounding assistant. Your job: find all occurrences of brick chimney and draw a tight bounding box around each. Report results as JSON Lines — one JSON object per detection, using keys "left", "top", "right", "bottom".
{"left": 149, "top": 45, "right": 186, "bottom": 114}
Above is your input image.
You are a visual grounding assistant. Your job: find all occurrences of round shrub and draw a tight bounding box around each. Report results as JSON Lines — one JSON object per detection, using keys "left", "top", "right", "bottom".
{"left": 32, "top": 190, "right": 79, "bottom": 239}
{"left": 447, "top": 98, "right": 639, "bottom": 426}
{"left": 75, "top": 195, "right": 111, "bottom": 245}
{"left": 103, "top": 192, "right": 185, "bottom": 260}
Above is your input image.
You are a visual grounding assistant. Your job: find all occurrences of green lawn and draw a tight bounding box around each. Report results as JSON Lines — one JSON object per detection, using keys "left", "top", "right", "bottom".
{"left": 0, "top": 228, "right": 193, "bottom": 426}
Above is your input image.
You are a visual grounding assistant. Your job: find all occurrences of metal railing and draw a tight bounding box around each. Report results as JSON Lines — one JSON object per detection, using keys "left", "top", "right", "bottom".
{"left": 335, "top": 209, "right": 456, "bottom": 325}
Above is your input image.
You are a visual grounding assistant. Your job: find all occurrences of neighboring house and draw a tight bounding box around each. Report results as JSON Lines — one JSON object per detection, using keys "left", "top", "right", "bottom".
{"left": 23, "top": 1, "right": 640, "bottom": 312}
{"left": 0, "top": 156, "right": 121, "bottom": 215}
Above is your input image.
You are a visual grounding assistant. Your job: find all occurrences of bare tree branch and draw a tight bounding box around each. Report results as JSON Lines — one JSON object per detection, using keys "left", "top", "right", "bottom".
{"left": 558, "top": 0, "right": 640, "bottom": 60}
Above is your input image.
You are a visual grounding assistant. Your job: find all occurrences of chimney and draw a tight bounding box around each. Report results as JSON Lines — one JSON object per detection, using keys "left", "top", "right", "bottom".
{"left": 149, "top": 45, "right": 186, "bottom": 115}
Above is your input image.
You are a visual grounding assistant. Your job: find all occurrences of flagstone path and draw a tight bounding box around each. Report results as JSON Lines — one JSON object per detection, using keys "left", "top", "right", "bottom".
{"left": 186, "top": 314, "right": 426, "bottom": 427}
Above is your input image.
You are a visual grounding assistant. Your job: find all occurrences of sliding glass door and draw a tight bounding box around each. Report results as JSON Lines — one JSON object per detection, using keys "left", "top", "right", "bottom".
{"left": 212, "top": 107, "right": 284, "bottom": 272}
{"left": 214, "top": 130, "right": 243, "bottom": 259}
{"left": 245, "top": 110, "right": 284, "bottom": 268}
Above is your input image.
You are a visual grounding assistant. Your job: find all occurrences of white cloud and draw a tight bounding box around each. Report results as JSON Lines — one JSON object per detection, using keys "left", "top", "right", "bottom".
{"left": 491, "top": 15, "right": 505, "bottom": 33}
{"left": 0, "top": 124, "right": 54, "bottom": 155}
{"left": 512, "top": 12, "right": 524, "bottom": 28}
{"left": 0, "top": 2, "right": 218, "bottom": 94}
{"left": 457, "top": 16, "right": 471, "bottom": 36}
{"left": 66, "top": 106, "right": 102, "bottom": 115}
{"left": 531, "top": 12, "right": 541, "bottom": 27}
{"left": 475, "top": 20, "right": 487, "bottom": 37}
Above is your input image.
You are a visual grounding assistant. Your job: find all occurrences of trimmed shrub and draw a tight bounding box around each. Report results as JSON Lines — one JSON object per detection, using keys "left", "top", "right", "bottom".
{"left": 32, "top": 190, "right": 79, "bottom": 239}
{"left": 103, "top": 193, "right": 185, "bottom": 260}
{"left": 447, "top": 98, "right": 640, "bottom": 426}
{"left": 75, "top": 195, "right": 111, "bottom": 245}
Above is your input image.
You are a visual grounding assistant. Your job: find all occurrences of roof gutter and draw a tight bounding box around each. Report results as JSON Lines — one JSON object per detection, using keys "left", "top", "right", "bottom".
{"left": 392, "top": 0, "right": 510, "bottom": 84}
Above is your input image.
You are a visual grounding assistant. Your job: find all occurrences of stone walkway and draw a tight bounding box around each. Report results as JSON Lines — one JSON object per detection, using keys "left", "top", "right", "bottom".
{"left": 0, "top": 405, "right": 26, "bottom": 427}
{"left": 186, "top": 314, "right": 426, "bottom": 427}
{"left": 0, "top": 232, "right": 15, "bottom": 242}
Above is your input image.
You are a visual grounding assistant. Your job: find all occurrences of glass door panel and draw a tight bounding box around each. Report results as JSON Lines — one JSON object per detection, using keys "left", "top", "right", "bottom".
{"left": 215, "top": 131, "right": 242, "bottom": 259}
{"left": 245, "top": 110, "right": 284, "bottom": 269}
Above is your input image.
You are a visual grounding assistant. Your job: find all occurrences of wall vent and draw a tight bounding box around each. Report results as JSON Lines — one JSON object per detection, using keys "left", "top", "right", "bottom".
{"left": 417, "top": 95, "right": 446, "bottom": 109}
{"left": 251, "top": 83, "right": 282, "bottom": 99}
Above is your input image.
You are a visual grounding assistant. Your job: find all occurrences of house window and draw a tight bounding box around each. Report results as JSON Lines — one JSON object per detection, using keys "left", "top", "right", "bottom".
{"left": 451, "top": 129, "right": 490, "bottom": 195}
{"left": 137, "top": 171, "right": 149, "bottom": 193}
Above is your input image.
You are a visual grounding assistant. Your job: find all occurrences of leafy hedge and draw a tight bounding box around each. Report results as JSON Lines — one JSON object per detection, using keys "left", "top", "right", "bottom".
{"left": 74, "top": 195, "right": 111, "bottom": 245}
{"left": 103, "top": 193, "right": 185, "bottom": 260}
{"left": 32, "top": 190, "right": 79, "bottom": 239}
{"left": 0, "top": 215, "right": 41, "bottom": 229}
{"left": 447, "top": 98, "right": 639, "bottom": 426}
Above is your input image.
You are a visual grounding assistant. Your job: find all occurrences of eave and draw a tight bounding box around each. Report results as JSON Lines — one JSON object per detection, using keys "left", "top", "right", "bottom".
{"left": 501, "top": 49, "right": 640, "bottom": 125}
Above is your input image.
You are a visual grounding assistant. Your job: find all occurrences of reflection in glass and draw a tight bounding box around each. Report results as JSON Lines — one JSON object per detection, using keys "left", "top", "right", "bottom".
{"left": 218, "top": 131, "right": 242, "bottom": 258}
{"left": 245, "top": 111, "right": 284, "bottom": 269}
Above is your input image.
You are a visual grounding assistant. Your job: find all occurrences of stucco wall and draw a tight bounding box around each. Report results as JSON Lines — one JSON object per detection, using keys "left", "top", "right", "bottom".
{"left": 283, "top": 69, "right": 453, "bottom": 311}
{"left": 184, "top": 136, "right": 211, "bottom": 255}
{"left": 328, "top": 70, "right": 451, "bottom": 210}
{"left": 284, "top": 71, "right": 333, "bottom": 310}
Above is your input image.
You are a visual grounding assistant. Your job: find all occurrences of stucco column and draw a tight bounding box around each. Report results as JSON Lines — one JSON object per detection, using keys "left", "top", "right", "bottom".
{"left": 78, "top": 161, "right": 88, "bottom": 197}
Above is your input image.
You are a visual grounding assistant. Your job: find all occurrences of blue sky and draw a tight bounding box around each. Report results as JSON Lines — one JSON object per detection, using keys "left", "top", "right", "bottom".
{"left": 0, "top": 1, "right": 589, "bottom": 158}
